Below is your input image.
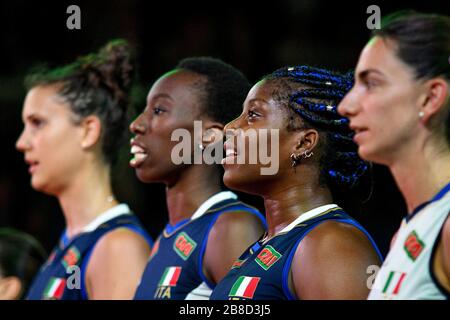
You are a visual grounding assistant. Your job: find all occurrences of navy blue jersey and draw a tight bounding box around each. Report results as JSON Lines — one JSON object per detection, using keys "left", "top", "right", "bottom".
{"left": 210, "top": 205, "right": 382, "bottom": 300}
{"left": 26, "top": 210, "right": 152, "bottom": 300}
{"left": 134, "top": 197, "right": 266, "bottom": 300}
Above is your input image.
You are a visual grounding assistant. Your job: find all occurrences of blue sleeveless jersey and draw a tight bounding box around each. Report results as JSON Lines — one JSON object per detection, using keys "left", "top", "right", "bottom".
{"left": 26, "top": 214, "right": 152, "bottom": 300}
{"left": 134, "top": 198, "right": 266, "bottom": 300}
{"left": 210, "top": 207, "right": 382, "bottom": 300}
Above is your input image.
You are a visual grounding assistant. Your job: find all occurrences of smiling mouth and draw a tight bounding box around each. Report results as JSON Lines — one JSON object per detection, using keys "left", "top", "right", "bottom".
{"left": 221, "top": 147, "right": 238, "bottom": 165}
{"left": 130, "top": 144, "right": 148, "bottom": 168}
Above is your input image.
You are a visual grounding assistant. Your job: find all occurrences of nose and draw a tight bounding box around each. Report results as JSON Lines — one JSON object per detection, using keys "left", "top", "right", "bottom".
{"left": 15, "top": 129, "right": 30, "bottom": 153}
{"left": 130, "top": 113, "right": 147, "bottom": 135}
{"left": 337, "top": 89, "right": 358, "bottom": 118}
{"left": 223, "top": 116, "right": 241, "bottom": 138}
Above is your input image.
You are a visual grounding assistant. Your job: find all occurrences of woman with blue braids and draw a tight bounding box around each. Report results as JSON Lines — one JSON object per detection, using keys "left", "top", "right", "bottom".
{"left": 210, "top": 65, "right": 382, "bottom": 300}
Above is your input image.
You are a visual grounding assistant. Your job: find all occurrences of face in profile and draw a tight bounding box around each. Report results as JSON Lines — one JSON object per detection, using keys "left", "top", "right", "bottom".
{"left": 129, "top": 70, "right": 205, "bottom": 184}
{"left": 16, "top": 85, "right": 87, "bottom": 195}
{"left": 338, "top": 37, "right": 426, "bottom": 165}
{"left": 222, "top": 79, "right": 298, "bottom": 195}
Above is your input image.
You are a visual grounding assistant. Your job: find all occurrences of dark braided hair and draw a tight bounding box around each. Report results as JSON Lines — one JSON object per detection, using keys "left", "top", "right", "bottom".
{"left": 265, "top": 65, "right": 370, "bottom": 191}
{"left": 25, "top": 39, "right": 135, "bottom": 165}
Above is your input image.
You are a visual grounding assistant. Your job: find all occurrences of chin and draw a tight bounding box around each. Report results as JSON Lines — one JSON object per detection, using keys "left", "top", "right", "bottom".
{"left": 358, "top": 145, "right": 388, "bottom": 165}
{"left": 135, "top": 168, "right": 158, "bottom": 183}
{"left": 135, "top": 165, "right": 177, "bottom": 185}
{"left": 31, "top": 177, "right": 56, "bottom": 196}
{"left": 223, "top": 169, "right": 260, "bottom": 195}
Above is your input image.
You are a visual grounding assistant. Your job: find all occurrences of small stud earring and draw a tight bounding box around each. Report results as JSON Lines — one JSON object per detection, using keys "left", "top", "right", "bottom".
{"left": 419, "top": 111, "right": 424, "bottom": 119}
{"left": 198, "top": 144, "right": 205, "bottom": 151}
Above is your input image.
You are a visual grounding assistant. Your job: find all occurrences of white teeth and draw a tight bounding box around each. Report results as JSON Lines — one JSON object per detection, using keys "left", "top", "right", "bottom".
{"left": 134, "top": 153, "right": 147, "bottom": 161}
{"left": 226, "top": 149, "right": 237, "bottom": 157}
{"left": 131, "top": 145, "right": 146, "bottom": 154}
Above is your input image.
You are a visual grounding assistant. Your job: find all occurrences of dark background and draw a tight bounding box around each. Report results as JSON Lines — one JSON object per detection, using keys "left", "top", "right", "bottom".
{"left": 0, "top": 0, "right": 448, "bottom": 257}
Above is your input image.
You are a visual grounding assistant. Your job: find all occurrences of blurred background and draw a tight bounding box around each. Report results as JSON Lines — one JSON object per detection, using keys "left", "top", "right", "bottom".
{"left": 0, "top": 0, "right": 448, "bottom": 257}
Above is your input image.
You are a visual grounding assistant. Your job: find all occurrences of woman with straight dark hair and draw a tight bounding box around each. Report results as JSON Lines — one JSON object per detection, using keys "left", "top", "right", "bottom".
{"left": 339, "top": 11, "right": 450, "bottom": 299}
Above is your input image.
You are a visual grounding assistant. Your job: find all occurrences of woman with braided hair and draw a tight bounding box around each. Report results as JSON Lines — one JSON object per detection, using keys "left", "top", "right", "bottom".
{"left": 16, "top": 40, "right": 152, "bottom": 299}
{"left": 210, "top": 65, "right": 382, "bottom": 300}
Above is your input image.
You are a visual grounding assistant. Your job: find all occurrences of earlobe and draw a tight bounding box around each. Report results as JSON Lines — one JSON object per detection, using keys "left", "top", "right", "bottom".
{"left": 420, "top": 79, "right": 449, "bottom": 123}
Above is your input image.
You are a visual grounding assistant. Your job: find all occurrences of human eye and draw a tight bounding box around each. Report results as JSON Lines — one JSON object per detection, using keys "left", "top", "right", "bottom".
{"left": 29, "top": 116, "right": 45, "bottom": 128}
{"left": 247, "top": 109, "right": 260, "bottom": 122}
{"left": 152, "top": 105, "right": 166, "bottom": 115}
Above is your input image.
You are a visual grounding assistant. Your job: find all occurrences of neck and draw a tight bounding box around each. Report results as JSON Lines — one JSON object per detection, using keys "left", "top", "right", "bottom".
{"left": 58, "top": 160, "right": 118, "bottom": 238}
{"left": 389, "top": 142, "right": 450, "bottom": 214}
{"left": 262, "top": 169, "right": 333, "bottom": 238}
{"left": 165, "top": 165, "right": 222, "bottom": 225}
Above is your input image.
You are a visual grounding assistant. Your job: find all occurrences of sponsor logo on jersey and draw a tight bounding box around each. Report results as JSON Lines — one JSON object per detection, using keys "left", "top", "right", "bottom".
{"left": 229, "top": 276, "right": 260, "bottom": 299}
{"left": 62, "top": 246, "right": 80, "bottom": 268}
{"left": 255, "top": 245, "right": 282, "bottom": 270}
{"left": 173, "top": 232, "right": 197, "bottom": 260}
{"left": 404, "top": 230, "right": 425, "bottom": 261}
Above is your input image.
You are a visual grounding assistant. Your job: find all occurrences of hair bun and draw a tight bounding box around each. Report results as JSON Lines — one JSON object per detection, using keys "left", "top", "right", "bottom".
{"left": 79, "top": 39, "right": 134, "bottom": 109}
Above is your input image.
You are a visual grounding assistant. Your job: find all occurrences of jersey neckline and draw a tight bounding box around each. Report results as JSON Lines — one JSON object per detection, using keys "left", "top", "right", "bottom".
{"left": 405, "top": 182, "right": 450, "bottom": 224}
{"left": 260, "top": 204, "right": 340, "bottom": 244}
{"left": 163, "top": 191, "right": 238, "bottom": 236}
{"left": 61, "top": 203, "right": 131, "bottom": 247}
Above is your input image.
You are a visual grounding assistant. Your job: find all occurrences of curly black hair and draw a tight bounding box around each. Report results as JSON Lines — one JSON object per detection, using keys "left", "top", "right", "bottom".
{"left": 176, "top": 57, "right": 250, "bottom": 124}
{"left": 25, "top": 39, "right": 135, "bottom": 165}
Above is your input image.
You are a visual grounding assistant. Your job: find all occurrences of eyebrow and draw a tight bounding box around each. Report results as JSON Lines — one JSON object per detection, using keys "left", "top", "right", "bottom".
{"left": 357, "top": 68, "right": 386, "bottom": 80}
{"left": 148, "top": 93, "right": 173, "bottom": 103}
{"left": 247, "top": 98, "right": 268, "bottom": 105}
{"left": 24, "top": 113, "right": 40, "bottom": 121}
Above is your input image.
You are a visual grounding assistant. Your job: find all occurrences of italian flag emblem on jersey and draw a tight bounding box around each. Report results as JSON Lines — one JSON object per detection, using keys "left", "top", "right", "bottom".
{"left": 229, "top": 276, "right": 260, "bottom": 299}
{"left": 44, "top": 277, "right": 66, "bottom": 300}
{"left": 159, "top": 266, "right": 182, "bottom": 287}
{"left": 382, "top": 271, "right": 407, "bottom": 295}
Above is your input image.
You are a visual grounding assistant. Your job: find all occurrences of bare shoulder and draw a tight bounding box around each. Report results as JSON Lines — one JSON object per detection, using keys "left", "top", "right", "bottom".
{"left": 85, "top": 228, "right": 151, "bottom": 299}
{"left": 212, "top": 209, "right": 265, "bottom": 232}
{"left": 439, "top": 213, "right": 450, "bottom": 277}
{"left": 300, "top": 219, "right": 377, "bottom": 254}
{"left": 442, "top": 213, "right": 450, "bottom": 243}
{"left": 292, "top": 220, "right": 380, "bottom": 299}
{"left": 203, "top": 209, "right": 265, "bottom": 283}
{"left": 95, "top": 227, "right": 150, "bottom": 253}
